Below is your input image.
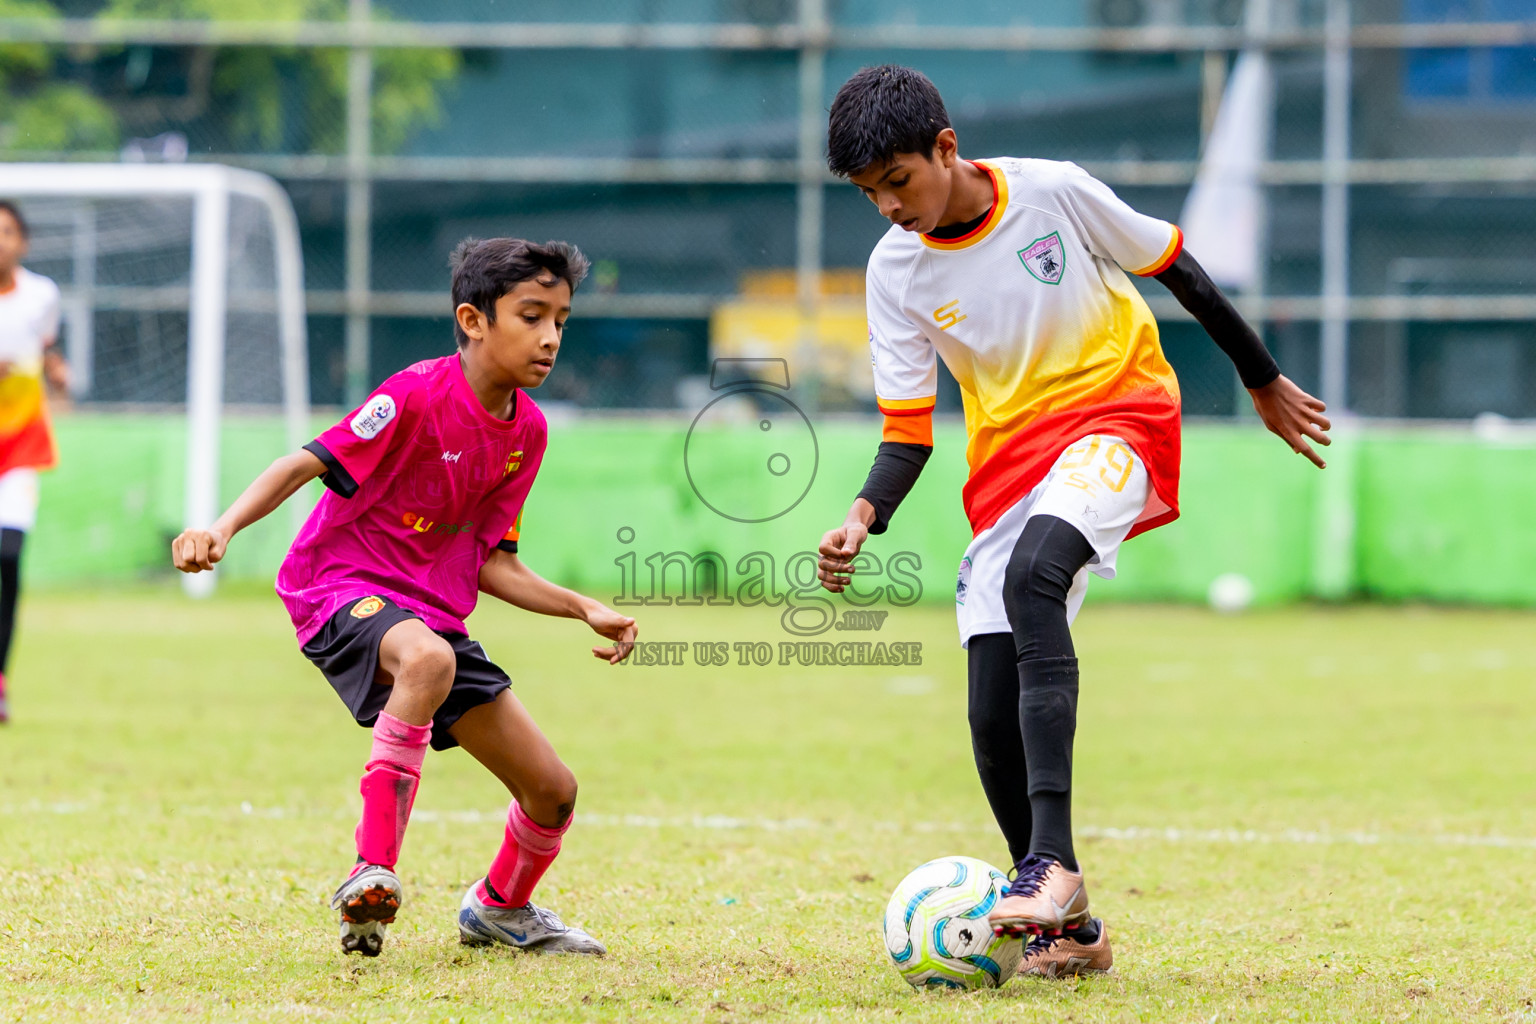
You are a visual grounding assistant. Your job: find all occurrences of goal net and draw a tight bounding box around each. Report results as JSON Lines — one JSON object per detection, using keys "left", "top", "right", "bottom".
{"left": 0, "top": 164, "right": 309, "bottom": 596}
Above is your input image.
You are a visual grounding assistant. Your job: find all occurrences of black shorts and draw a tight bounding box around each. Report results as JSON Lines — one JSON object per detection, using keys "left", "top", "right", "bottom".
{"left": 301, "top": 595, "right": 511, "bottom": 751}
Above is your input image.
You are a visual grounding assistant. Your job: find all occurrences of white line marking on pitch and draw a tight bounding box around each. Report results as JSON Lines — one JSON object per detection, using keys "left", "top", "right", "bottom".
{"left": 3, "top": 802, "right": 1534, "bottom": 850}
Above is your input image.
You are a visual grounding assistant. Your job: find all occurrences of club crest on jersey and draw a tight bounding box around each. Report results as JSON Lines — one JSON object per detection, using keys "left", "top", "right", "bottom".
{"left": 350, "top": 394, "right": 396, "bottom": 439}
{"left": 504, "top": 450, "right": 524, "bottom": 476}
{"left": 350, "top": 596, "right": 386, "bottom": 619}
{"left": 1019, "top": 232, "right": 1066, "bottom": 285}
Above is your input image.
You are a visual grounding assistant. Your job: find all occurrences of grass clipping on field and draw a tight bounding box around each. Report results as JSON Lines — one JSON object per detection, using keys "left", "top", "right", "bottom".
{"left": 2, "top": 592, "right": 1534, "bottom": 1022}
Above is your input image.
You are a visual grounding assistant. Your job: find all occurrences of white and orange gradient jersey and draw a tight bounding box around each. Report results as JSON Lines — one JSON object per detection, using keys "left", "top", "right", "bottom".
{"left": 0, "top": 266, "right": 61, "bottom": 476}
{"left": 866, "top": 157, "right": 1184, "bottom": 539}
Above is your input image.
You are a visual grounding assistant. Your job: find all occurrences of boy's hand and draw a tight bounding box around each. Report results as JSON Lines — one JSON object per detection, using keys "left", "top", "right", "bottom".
{"left": 1249, "top": 375, "right": 1331, "bottom": 469}
{"left": 584, "top": 603, "right": 637, "bottom": 665}
{"left": 171, "top": 528, "right": 227, "bottom": 572}
{"left": 817, "top": 522, "right": 869, "bottom": 593}
{"left": 44, "top": 354, "right": 70, "bottom": 394}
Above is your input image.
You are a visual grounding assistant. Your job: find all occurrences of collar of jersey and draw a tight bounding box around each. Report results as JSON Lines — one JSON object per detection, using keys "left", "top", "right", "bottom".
{"left": 921, "top": 161, "right": 1008, "bottom": 251}
{"left": 451, "top": 352, "right": 523, "bottom": 429}
{"left": 0, "top": 266, "right": 26, "bottom": 297}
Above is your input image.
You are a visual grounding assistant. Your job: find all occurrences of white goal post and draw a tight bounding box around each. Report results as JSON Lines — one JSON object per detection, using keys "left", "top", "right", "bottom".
{"left": 0, "top": 163, "right": 309, "bottom": 597}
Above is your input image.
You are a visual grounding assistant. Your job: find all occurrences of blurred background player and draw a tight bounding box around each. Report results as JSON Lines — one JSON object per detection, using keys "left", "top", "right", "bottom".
{"left": 814, "top": 66, "right": 1330, "bottom": 978}
{"left": 0, "top": 200, "right": 69, "bottom": 724}
{"left": 172, "top": 237, "right": 637, "bottom": 957}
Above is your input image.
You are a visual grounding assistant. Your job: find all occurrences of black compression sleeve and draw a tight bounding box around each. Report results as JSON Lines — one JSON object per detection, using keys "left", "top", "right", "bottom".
{"left": 855, "top": 441, "right": 932, "bottom": 535}
{"left": 1154, "top": 250, "right": 1280, "bottom": 390}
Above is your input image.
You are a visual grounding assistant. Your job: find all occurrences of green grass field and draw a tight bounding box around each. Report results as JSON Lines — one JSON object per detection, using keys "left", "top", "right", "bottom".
{"left": 2, "top": 588, "right": 1534, "bottom": 1022}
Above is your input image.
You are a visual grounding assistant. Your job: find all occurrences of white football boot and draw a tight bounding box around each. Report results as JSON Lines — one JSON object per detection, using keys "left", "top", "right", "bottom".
{"left": 330, "top": 863, "right": 402, "bottom": 957}
{"left": 457, "top": 880, "right": 606, "bottom": 955}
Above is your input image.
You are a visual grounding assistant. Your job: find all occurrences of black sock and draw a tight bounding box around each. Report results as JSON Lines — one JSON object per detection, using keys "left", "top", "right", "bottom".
{"left": 1065, "top": 918, "right": 1099, "bottom": 943}
{"left": 1000, "top": 516, "right": 1092, "bottom": 875}
{"left": 967, "top": 633, "right": 1033, "bottom": 865}
{"left": 1020, "top": 656, "right": 1079, "bottom": 871}
{"left": 0, "top": 528, "right": 24, "bottom": 675}
{"left": 1029, "top": 792, "right": 1075, "bottom": 871}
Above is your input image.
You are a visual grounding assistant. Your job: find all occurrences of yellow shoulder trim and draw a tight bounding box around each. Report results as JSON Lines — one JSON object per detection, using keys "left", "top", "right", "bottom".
{"left": 1133, "top": 225, "right": 1184, "bottom": 277}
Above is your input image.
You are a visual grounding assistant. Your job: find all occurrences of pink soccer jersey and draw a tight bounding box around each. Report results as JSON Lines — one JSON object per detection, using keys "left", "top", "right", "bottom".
{"left": 277, "top": 355, "right": 546, "bottom": 644}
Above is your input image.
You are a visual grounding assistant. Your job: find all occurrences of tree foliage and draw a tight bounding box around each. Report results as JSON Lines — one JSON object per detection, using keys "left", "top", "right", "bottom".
{"left": 0, "top": 0, "right": 121, "bottom": 152}
{"left": 1, "top": 0, "right": 459, "bottom": 155}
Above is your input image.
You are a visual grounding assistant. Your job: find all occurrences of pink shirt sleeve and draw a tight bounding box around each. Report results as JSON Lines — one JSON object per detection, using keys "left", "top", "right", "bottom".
{"left": 487, "top": 431, "right": 545, "bottom": 555}
{"left": 305, "top": 373, "right": 421, "bottom": 498}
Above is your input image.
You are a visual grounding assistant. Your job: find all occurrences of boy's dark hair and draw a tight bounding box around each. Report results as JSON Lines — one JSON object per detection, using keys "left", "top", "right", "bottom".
{"left": 449, "top": 237, "right": 590, "bottom": 347}
{"left": 827, "top": 65, "right": 952, "bottom": 178}
{"left": 0, "top": 200, "right": 29, "bottom": 239}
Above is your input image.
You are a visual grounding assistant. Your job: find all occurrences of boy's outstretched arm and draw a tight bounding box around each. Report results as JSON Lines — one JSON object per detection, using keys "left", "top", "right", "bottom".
{"left": 1154, "top": 249, "right": 1332, "bottom": 468}
{"left": 818, "top": 439, "right": 932, "bottom": 593}
{"left": 171, "top": 450, "right": 326, "bottom": 572}
{"left": 478, "top": 548, "right": 637, "bottom": 664}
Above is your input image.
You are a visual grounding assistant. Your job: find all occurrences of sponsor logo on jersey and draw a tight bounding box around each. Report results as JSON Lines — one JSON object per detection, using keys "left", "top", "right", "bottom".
{"left": 349, "top": 394, "right": 396, "bottom": 439}
{"left": 1019, "top": 232, "right": 1066, "bottom": 285}
{"left": 402, "top": 511, "right": 474, "bottom": 536}
{"left": 932, "top": 299, "right": 968, "bottom": 331}
{"left": 441, "top": 450, "right": 461, "bottom": 463}
{"left": 350, "top": 596, "right": 386, "bottom": 619}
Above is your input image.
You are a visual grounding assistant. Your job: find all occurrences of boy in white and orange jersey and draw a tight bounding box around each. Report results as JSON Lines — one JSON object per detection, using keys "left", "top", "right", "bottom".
{"left": 0, "top": 200, "right": 70, "bottom": 724}
{"left": 814, "top": 66, "right": 1331, "bottom": 977}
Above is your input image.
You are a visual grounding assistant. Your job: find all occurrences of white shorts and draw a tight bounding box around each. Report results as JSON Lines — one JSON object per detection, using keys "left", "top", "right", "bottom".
{"left": 0, "top": 468, "right": 39, "bottom": 532}
{"left": 955, "top": 435, "right": 1150, "bottom": 647}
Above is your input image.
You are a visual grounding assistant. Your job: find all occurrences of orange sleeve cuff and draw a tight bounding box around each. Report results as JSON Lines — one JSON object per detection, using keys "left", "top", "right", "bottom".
{"left": 882, "top": 410, "right": 933, "bottom": 445}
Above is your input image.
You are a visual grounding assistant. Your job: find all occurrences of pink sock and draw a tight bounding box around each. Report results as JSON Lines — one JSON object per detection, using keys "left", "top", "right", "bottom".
{"left": 354, "top": 712, "right": 432, "bottom": 869}
{"left": 477, "top": 802, "right": 571, "bottom": 908}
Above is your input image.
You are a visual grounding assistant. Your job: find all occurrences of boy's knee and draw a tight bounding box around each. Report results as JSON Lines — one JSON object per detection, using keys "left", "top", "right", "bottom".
{"left": 1003, "top": 533, "right": 1082, "bottom": 625}
{"left": 397, "top": 635, "right": 456, "bottom": 701}
{"left": 527, "top": 769, "right": 578, "bottom": 826}
{"left": 549, "top": 770, "right": 578, "bottom": 825}
{"left": 1002, "top": 550, "right": 1065, "bottom": 624}
{"left": 0, "top": 527, "right": 24, "bottom": 567}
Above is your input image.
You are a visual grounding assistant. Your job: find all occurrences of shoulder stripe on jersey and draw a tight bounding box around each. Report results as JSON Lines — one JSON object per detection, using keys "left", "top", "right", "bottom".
{"left": 877, "top": 395, "right": 938, "bottom": 415}
{"left": 921, "top": 162, "right": 1009, "bottom": 251}
{"left": 882, "top": 411, "right": 933, "bottom": 446}
{"left": 303, "top": 439, "right": 358, "bottom": 499}
{"left": 1133, "top": 225, "right": 1184, "bottom": 277}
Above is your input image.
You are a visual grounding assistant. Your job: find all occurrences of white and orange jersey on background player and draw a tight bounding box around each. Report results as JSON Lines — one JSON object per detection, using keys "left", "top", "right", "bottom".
{"left": 0, "top": 266, "right": 61, "bottom": 476}
{"left": 866, "top": 157, "right": 1184, "bottom": 539}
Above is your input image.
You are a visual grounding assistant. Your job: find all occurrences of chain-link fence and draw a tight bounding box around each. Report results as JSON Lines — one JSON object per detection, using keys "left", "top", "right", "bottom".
{"left": 3, "top": 0, "right": 1536, "bottom": 419}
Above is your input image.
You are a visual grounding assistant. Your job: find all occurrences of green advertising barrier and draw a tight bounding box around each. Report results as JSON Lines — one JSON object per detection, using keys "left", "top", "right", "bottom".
{"left": 28, "top": 413, "right": 1536, "bottom": 608}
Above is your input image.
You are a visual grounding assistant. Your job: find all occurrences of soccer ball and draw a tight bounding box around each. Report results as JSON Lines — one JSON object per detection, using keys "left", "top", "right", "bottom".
{"left": 1207, "top": 571, "right": 1255, "bottom": 614}
{"left": 881, "top": 855, "right": 1024, "bottom": 990}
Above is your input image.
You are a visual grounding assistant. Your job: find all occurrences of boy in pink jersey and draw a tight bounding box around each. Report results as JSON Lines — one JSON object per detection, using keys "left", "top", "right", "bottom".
{"left": 172, "top": 238, "right": 636, "bottom": 957}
